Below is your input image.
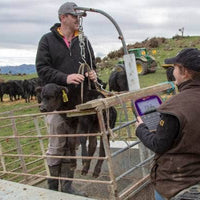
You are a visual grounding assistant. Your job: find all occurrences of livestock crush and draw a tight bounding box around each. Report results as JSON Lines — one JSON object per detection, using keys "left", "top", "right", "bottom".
{"left": 0, "top": 82, "right": 175, "bottom": 200}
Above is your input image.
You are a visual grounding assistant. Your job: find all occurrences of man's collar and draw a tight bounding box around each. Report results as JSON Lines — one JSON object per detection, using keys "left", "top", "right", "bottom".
{"left": 57, "top": 27, "right": 79, "bottom": 37}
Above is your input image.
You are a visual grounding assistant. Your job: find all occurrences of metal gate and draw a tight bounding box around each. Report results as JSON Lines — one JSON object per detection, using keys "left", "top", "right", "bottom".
{"left": 0, "top": 82, "right": 175, "bottom": 199}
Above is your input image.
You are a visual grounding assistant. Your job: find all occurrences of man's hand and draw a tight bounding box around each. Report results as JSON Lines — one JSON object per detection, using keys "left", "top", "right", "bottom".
{"left": 67, "top": 74, "right": 85, "bottom": 85}
{"left": 85, "top": 70, "right": 97, "bottom": 82}
{"left": 135, "top": 116, "right": 144, "bottom": 128}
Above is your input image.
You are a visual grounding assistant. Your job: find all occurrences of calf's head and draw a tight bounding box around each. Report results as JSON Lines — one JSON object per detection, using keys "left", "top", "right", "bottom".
{"left": 36, "top": 83, "right": 68, "bottom": 112}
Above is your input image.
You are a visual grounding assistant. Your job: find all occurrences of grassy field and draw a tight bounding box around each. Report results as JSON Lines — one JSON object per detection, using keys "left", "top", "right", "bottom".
{"left": 0, "top": 73, "right": 38, "bottom": 82}
{"left": 154, "top": 36, "right": 200, "bottom": 64}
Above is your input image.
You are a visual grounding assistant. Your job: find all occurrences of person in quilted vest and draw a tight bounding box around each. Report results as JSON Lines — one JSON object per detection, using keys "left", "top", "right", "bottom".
{"left": 136, "top": 48, "right": 200, "bottom": 200}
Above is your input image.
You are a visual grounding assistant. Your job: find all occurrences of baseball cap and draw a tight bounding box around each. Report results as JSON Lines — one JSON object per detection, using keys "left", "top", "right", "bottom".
{"left": 165, "top": 48, "right": 200, "bottom": 72}
{"left": 58, "top": 2, "right": 85, "bottom": 16}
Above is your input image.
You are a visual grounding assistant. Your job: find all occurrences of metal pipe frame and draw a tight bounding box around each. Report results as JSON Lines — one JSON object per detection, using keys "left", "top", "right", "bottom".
{"left": 76, "top": 6, "right": 128, "bottom": 55}
{"left": 0, "top": 153, "right": 108, "bottom": 161}
{"left": 1, "top": 170, "right": 113, "bottom": 185}
{"left": 116, "top": 155, "right": 154, "bottom": 182}
{"left": 0, "top": 133, "right": 102, "bottom": 139}
{"left": 111, "top": 140, "right": 141, "bottom": 158}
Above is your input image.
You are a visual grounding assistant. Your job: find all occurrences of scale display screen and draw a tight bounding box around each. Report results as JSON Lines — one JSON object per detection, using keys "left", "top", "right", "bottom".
{"left": 134, "top": 95, "right": 162, "bottom": 116}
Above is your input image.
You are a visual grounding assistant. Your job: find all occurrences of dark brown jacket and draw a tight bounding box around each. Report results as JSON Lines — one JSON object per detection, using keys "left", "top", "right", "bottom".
{"left": 151, "top": 80, "right": 200, "bottom": 199}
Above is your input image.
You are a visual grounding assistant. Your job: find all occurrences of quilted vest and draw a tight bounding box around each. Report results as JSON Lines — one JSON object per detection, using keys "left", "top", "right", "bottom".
{"left": 151, "top": 80, "right": 200, "bottom": 199}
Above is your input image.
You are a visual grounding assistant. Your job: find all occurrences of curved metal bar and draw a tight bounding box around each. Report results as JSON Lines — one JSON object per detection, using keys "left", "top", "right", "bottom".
{"left": 76, "top": 6, "right": 128, "bottom": 55}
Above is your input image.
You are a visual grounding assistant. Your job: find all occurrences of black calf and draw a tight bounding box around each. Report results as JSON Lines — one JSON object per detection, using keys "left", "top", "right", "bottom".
{"left": 37, "top": 84, "right": 77, "bottom": 168}
{"left": 109, "top": 65, "right": 128, "bottom": 92}
{"left": 37, "top": 83, "right": 117, "bottom": 177}
{"left": 77, "top": 90, "right": 117, "bottom": 177}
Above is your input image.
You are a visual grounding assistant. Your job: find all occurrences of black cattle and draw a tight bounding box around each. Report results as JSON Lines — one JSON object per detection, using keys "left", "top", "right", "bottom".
{"left": 1, "top": 80, "right": 24, "bottom": 102}
{"left": 37, "top": 84, "right": 77, "bottom": 168}
{"left": 0, "top": 83, "right": 3, "bottom": 102}
{"left": 12, "top": 80, "right": 24, "bottom": 100}
{"left": 0, "top": 78, "right": 42, "bottom": 102}
{"left": 109, "top": 65, "right": 128, "bottom": 92}
{"left": 23, "top": 78, "right": 40, "bottom": 103}
{"left": 23, "top": 79, "right": 34, "bottom": 102}
{"left": 1, "top": 82, "right": 9, "bottom": 101}
{"left": 164, "top": 58, "right": 175, "bottom": 81}
{"left": 1, "top": 81, "right": 15, "bottom": 101}
{"left": 77, "top": 89, "right": 117, "bottom": 177}
{"left": 37, "top": 83, "right": 117, "bottom": 178}
{"left": 166, "top": 67, "right": 175, "bottom": 81}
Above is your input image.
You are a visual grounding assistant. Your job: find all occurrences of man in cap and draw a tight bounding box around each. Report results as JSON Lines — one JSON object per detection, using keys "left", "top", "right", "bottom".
{"left": 36, "top": 2, "right": 97, "bottom": 195}
{"left": 135, "top": 48, "right": 200, "bottom": 199}
{"left": 36, "top": 2, "right": 97, "bottom": 86}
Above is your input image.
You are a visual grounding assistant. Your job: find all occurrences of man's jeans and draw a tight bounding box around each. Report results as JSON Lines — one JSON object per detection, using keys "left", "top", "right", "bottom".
{"left": 155, "top": 190, "right": 166, "bottom": 200}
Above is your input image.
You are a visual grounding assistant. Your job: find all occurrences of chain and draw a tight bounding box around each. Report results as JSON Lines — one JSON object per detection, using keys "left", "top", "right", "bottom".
{"left": 78, "top": 16, "right": 86, "bottom": 63}
{"left": 78, "top": 16, "right": 114, "bottom": 97}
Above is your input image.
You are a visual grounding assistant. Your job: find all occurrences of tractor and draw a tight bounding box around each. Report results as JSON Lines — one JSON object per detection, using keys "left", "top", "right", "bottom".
{"left": 118, "top": 48, "right": 157, "bottom": 75}
{"left": 128, "top": 48, "right": 157, "bottom": 75}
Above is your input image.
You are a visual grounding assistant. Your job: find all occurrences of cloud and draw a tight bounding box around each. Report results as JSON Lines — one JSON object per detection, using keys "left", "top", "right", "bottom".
{"left": 0, "top": 48, "right": 36, "bottom": 66}
{"left": 0, "top": 0, "right": 200, "bottom": 65}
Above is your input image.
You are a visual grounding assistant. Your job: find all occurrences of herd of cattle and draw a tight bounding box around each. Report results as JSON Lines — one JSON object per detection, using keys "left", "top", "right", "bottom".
{"left": 0, "top": 65, "right": 129, "bottom": 103}
{"left": 0, "top": 78, "right": 42, "bottom": 103}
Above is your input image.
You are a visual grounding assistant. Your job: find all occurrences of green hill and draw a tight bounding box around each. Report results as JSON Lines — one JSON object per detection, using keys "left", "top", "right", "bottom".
{"left": 152, "top": 36, "right": 200, "bottom": 66}
{"left": 103, "top": 35, "right": 200, "bottom": 64}
{"left": 97, "top": 35, "right": 200, "bottom": 88}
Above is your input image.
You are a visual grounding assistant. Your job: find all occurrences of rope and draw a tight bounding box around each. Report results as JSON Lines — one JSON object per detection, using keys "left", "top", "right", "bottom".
{"left": 95, "top": 82, "right": 116, "bottom": 97}
{"left": 78, "top": 62, "right": 116, "bottom": 103}
{"left": 101, "top": 99, "right": 116, "bottom": 141}
{"left": 114, "top": 95, "right": 124, "bottom": 138}
{"left": 78, "top": 62, "right": 92, "bottom": 103}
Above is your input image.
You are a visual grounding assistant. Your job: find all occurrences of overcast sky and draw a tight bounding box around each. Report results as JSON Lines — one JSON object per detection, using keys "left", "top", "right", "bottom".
{"left": 0, "top": 0, "right": 200, "bottom": 66}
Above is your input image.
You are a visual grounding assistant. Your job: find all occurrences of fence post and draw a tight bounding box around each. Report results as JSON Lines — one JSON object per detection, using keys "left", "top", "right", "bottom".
{"left": 97, "top": 108, "right": 119, "bottom": 200}
{"left": 33, "top": 117, "right": 50, "bottom": 176}
{"left": 9, "top": 111, "right": 28, "bottom": 180}
{"left": 0, "top": 143, "right": 6, "bottom": 172}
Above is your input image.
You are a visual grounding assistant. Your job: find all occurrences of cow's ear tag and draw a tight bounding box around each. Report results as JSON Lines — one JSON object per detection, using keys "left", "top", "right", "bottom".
{"left": 62, "top": 90, "right": 68, "bottom": 102}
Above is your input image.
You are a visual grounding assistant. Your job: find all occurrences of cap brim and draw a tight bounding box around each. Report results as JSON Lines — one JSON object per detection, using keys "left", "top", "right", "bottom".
{"left": 68, "top": 12, "right": 86, "bottom": 17}
{"left": 77, "top": 12, "right": 86, "bottom": 17}
{"left": 164, "top": 57, "right": 177, "bottom": 64}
